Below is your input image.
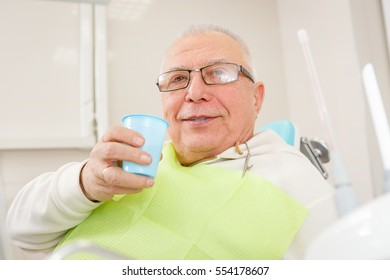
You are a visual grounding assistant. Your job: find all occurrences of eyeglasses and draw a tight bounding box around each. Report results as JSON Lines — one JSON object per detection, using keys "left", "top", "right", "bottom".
{"left": 156, "top": 62, "right": 255, "bottom": 92}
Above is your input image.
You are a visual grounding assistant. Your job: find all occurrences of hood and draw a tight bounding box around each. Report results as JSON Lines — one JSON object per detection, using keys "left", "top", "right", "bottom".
{"left": 197, "top": 129, "right": 302, "bottom": 165}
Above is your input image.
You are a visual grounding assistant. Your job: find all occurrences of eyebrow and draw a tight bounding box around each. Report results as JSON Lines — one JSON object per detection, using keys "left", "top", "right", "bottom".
{"left": 166, "top": 59, "right": 229, "bottom": 71}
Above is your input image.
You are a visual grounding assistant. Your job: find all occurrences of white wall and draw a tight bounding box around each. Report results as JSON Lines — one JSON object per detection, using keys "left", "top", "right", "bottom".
{"left": 1, "top": 0, "right": 389, "bottom": 259}
{"left": 105, "top": 0, "right": 288, "bottom": 128}
{"left": 278, "top": 0, "right": 390, "bottom": 201}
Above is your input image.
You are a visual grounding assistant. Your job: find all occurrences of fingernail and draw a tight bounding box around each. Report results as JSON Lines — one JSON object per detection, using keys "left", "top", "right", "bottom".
{"left": 146, "top": 178, "right": 154, "bottom": 187}
{"left": 140, "top": 154, "right": 152, "bottom": 164}
{"left": 133, "top": 136, "right": 144, "bottom": 146}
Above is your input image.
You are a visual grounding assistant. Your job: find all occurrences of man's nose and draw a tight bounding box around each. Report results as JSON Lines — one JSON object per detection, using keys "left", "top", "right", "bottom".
{"left": 185, "top": 71, "right": 211, "bottom": 102}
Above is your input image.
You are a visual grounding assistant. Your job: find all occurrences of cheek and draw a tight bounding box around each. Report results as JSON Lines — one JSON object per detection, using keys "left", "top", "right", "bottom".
{"left": 221, "top": 91, "right": 253, "bottom": 117}
{"left": 162, "top": 94, "right": 183, "bottom": 139}
{"left": 162, "top": 94, "right": 179, "bottom": 120}
{"left": 220, "top": 91, "right": 257, "bottom": 129}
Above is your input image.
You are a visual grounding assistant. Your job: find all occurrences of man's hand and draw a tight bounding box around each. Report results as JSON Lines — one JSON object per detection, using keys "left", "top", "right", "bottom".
{"left": 80, "top": 126, "right": 155, "bottom": 202}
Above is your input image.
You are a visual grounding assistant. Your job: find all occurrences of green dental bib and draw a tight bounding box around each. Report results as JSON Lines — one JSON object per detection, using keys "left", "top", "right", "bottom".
{"left": 57, "top": 143, "right": 307, "bottom": 259}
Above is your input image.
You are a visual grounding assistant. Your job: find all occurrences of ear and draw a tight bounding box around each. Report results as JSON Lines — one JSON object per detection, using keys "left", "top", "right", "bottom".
{"left": 253, "top": 82, "right": 265, "bottom": 115}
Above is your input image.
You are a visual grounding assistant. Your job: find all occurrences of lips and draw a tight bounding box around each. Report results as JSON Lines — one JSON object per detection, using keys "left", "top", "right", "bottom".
{"left": 182, "top": 115, "right": 217, "bottom": 125}
{"left": 186, "top": 116, "right": 209, "bottom": 121}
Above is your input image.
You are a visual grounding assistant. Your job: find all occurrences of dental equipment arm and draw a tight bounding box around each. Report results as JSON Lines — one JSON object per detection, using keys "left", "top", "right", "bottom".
{"left": 298, "top": 29, "right": 359, "bottom": 215}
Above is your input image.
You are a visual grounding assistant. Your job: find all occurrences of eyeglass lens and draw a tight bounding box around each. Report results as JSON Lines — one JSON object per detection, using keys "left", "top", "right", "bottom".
{"left": 157, "top": 63, "right": 247, "bottom": 92}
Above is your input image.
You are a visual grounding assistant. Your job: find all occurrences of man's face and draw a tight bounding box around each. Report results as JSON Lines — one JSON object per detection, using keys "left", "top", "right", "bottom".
{"left": 160, "top": 32, "right": 264, "bottom": 165}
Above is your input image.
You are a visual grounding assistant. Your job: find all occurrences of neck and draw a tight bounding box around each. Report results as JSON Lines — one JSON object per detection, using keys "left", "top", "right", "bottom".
{"left": 174, "top": 135, "right": 253, "bottom": 166}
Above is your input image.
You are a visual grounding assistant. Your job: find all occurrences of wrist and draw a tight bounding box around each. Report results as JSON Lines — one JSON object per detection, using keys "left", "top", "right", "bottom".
{"left": 79, "top": 162, "right": 101, "bottom": 203}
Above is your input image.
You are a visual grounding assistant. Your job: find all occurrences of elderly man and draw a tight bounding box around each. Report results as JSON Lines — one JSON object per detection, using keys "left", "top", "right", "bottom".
{"left": 6, "top": 24, "right": 338, "bottom": 260}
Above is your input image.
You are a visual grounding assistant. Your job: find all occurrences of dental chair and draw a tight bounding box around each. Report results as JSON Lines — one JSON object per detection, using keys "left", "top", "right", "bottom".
{"left": 260, "top": 119, "right": 329, "bottom": 179}
{"left": 260, "top": 119, "right": 300, "bottom": 148}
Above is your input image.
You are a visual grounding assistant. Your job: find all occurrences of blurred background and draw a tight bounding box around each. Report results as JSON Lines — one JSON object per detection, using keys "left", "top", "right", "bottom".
{"left": 1, "top": 0, "right": 389, "bottom": 259}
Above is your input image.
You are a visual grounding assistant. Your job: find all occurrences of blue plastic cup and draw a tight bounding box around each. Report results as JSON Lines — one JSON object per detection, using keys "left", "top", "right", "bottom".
{"left": 121, "top": 114, "right": 169, "bottom": 178}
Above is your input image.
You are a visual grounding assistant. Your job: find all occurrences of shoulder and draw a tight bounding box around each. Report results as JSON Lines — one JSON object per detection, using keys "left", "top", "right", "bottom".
{"left": 248, "top": 131, "right": 335, "bottom": 207}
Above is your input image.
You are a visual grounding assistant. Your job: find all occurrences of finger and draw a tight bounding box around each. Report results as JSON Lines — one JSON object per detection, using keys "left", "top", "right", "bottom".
{"left": 81, "top": 162, "right": 154, "bottom": 202}
{"left": 102, "top": 126, "right": 145, "bottom": 147}
{"left": 102, "top": 166, "right": 155, "bottom": 189}
{"left": 94, "top": 142, "right": 152, "bottom": 165}
{"left": 99, "top": 185, "right": 144, "bottom": 196}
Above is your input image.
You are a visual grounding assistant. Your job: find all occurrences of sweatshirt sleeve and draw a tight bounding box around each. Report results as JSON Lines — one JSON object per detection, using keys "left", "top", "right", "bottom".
{"left": 6, "top": 160, "right": 101, "bottom": 251}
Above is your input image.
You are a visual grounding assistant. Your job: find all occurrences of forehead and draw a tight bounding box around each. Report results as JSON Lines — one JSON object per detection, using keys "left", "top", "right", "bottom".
{"left": 162, "top": 31, "right": 247, "bottom": 71}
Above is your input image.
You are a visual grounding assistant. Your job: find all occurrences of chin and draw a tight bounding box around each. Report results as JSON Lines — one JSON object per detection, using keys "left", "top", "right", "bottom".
{"left": 182, "top": 135, "right": 225, "bottom": 153}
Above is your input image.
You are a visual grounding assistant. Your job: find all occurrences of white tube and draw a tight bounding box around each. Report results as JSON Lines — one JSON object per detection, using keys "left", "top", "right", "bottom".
{"left": 298, "top": 29, "right": 359, "bottom": 214}
{"left": 362, "top": 63, "right": 390, "bottom": 170}
{"left": 297, "top": 29, "right": 337, "bottom": 152}
{"left": 331, "top": 151, "right": 359, "bottom": 215}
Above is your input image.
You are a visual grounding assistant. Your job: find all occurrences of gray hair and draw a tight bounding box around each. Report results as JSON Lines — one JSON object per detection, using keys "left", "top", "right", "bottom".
{"left": 166, "top": 23, "right": 257, "bottom": 79}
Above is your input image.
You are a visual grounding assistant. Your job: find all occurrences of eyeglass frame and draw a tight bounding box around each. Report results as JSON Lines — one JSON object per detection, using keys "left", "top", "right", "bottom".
{"left": 156, "top": 62, "right": 255, "bottom": 92}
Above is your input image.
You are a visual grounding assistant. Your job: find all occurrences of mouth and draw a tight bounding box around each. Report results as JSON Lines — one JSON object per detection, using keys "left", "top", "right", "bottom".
{"left": 182, "top": 115, "right": 218, "bottom": 125}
